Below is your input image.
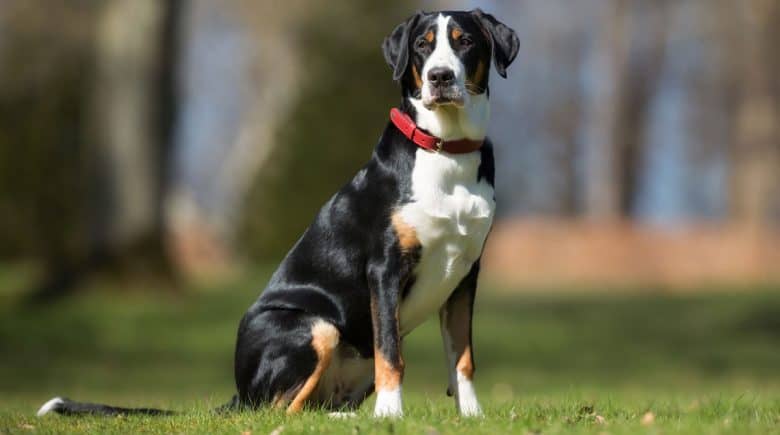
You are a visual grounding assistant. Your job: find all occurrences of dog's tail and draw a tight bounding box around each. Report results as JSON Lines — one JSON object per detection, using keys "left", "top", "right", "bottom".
{"left": 36, "top": 397, "right": 175, "bottom": 417}
{"left": 36, "top": 395, "right": 241, "bottom": 417}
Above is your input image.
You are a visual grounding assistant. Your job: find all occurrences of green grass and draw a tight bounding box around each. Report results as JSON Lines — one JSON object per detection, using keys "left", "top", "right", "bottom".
{"left": 1, "top": 269, "right": 779, "bottom": 434}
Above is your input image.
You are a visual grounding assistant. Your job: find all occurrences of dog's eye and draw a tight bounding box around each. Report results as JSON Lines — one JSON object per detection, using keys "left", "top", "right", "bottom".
{"left": 415, "top": 39, "right": 428, "bottom": 50}
{"left": 459, "top": 36, "right": 473, "bottom": 47}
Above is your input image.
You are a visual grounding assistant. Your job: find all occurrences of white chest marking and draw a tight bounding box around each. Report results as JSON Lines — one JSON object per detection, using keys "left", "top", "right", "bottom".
{"left": 398, "top": 149, "right": 495, "bottom": 335}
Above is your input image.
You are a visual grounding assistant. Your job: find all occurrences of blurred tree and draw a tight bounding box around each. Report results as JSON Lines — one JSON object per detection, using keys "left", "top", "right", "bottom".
{"left": 1, "top": 0, "right": 777, "bottom": 293}
{"left": 731, "top": 0, "right": 779, "bottom": 227}
{"left": 0, "top": 2, "right": 96, "bottom": 294}
{"left": 0, "top": 0, "right": 183, "bottom": 300}
{"left": 238, "top": 1, "right": 415, "bottom": 261}
{"left": 579, "top": 0, "right": 668, "bottom": 219}
{"left": 86, "top": 0, "right": 182, "bottom": 282}
{"left": 165, "top": 0, "right": 306, "bottom": 279}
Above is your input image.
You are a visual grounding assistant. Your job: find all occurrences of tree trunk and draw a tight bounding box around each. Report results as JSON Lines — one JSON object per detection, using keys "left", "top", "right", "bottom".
{"left": 85, "top": 0, "right": 181, "bottom": 280}
{"left": 581, "top": 0, "right": 628, "bottom": 219}
{"left": 731, "top": 0, "right": 779, "bottom": 227}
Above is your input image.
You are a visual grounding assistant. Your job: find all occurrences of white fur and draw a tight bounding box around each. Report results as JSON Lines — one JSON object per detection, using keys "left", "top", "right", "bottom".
{"left": 374, "top": 387, "right": 403, "bottom": 418}
{"left": 398, "top": 149, "right": 495, "bottom": 335}
{"left": 421, "top": 15, "right": 466, "bottom": 108}
{"left": 414, "top": 14, "right": 491, "bottom": 140}
{"left": 37, "top": 397, "right": 64, "bottom": 417}
{"left": 396, "top": 12, "right": 494, "bottom": 416}
{"left": 456, "top": 372, "right": 483, "bottom": 417}
{"left": 399, "top": 10, "right": 495, "bottom": 342}
{"left": 410, "top": 94, "right": 490, "bottom": 141}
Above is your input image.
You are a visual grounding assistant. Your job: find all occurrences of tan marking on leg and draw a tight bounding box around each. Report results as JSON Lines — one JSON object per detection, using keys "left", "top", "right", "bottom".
{"left": 286, "top": 320, "right": 339, "bottom": 414}
{"left": 442, "top": 291, "right": 476, "bottom": 384}
{"left": 374, "top": 347, "right": 404, "bottom": 391}
{"left": 424, "top": 30, "right": 434, "bottom": 43}
{"left": 451, "top": 27, "right": 463, "bottom": 40}
{"left": 455, "top": 344, "right": 474, "bottom": 380}
{"left": 370, "top": 296, "right": 404, "bottom": 392}
{"left": 412, "top": 64, "right": 423, "bottom": 89}
{"left": 391, "top": 212, "right": 420, "bottom": 253}
{"left": 272, "top": 386, "right": 301, "bottom": 410}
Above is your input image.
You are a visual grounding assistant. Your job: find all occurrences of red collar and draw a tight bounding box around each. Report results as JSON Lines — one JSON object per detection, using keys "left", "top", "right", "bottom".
{"left": 389, "top": 108, "right": 483, "bottom": 154}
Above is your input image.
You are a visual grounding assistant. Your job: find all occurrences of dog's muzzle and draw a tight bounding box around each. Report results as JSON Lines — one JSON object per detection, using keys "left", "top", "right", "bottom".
{"left": 424, "top": 67, "right": 464, "bottom": 109}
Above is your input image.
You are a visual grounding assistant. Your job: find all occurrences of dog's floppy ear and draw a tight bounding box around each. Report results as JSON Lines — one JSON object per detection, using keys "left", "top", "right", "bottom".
{"left": 383, "top": 11, "right": 422, "bottom": 81}
{"left": 472, "top": 9, "right": 520, "bottom": 78}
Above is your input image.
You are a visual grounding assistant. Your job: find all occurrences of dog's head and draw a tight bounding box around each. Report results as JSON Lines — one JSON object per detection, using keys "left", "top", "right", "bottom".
{"left": 383, "top": 9, "right": 519, "bottom": 109}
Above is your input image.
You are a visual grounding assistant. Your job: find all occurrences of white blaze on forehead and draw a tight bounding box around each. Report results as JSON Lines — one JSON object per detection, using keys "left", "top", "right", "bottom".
{"left": 422, "top": 14, "right": 464, "bottom": 82}
{"left": 410, "top": 13, "right": 489, "bottom": 141}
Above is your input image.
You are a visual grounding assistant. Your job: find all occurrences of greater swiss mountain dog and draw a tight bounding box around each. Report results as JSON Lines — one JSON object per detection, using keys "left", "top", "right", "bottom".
{"left": 37, "top": 9, "right": 519, "bottom": 419}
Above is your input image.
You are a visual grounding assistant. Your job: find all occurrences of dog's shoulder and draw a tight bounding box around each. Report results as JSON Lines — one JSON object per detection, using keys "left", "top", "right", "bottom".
{"left": 252, "top": 125, "right": 417, "bottom": 312}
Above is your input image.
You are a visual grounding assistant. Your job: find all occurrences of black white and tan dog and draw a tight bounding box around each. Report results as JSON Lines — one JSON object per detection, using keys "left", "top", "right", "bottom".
{"left": 37, "top": 9, "right": 519, "bottom": 419}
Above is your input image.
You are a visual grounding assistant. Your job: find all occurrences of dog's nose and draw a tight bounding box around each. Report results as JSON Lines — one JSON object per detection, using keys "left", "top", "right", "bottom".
{"left": 427, "top": 67, "right": 455, "bottom": 87}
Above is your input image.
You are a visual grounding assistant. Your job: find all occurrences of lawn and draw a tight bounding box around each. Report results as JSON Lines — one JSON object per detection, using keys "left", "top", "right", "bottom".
{"left": 0, "top": 268, "right": 778, "bottom": 434}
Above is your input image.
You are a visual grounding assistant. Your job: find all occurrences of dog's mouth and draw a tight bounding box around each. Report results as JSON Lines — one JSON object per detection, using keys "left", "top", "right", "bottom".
{"left": 423, "top": 86, "right": 465, "bottom": 110}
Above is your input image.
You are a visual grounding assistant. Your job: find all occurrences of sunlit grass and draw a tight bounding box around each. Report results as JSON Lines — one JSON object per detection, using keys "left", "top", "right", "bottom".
{"left": 1, "top": 267, "right": 778, "bottom": 433}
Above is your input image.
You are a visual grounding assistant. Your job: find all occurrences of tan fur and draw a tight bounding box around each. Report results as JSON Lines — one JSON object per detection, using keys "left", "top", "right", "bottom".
{"left": 471, "top": 60, "right": 486, "bottom": 90}
{"left": 451, "top": 27, "right": 463, "bottom": 40}
{"left": 272, "top": 388, "right": 300, "bottom": 410}
{"left": 369, "top": 294, "right": 404, "bottom": 392}
{"left": 391, "top": 212, "right": 420, "bottom": 253}
{"left": 442, "top": 292, "right": 476, "bottom": 381}
{"left": 286, "top": 320, "right": 339, "bottom": 414}
{"left": 412, "top": 64, "right": 423, "bottom": 89}
{"left": 374, "top": 347, "right": 404, "bottom": 390}
{"left": 456, "top": 344, "right": 474, "bottom": 380}
{"left": 424, "top": 30, "right": 435, "bottom": 43}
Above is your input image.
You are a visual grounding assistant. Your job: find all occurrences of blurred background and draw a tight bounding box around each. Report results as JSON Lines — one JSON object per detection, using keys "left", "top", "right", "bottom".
{"left": 0, "top": 0, "right": 778, "bottom": 412}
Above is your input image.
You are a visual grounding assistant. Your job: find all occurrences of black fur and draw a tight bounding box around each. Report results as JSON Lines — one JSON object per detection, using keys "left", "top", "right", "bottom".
{"left": 472, "top": 9, "right": 520, "bottom": 78}
{"left": 383, "top": 11, "right": 423, "bottom": 81}
{"left": 38, "top": 9, "right": 517, "bottom": 418}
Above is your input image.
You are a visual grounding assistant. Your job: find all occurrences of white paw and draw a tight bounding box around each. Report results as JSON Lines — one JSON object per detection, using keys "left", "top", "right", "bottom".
{"left": 457, "top": 377, "right": 483, "bottom": 417}
{"left": 373, "top": 388, "right": 403, "bottom": 418}
{"left": 458, "top": 396, "right": 483, "bottom": 417}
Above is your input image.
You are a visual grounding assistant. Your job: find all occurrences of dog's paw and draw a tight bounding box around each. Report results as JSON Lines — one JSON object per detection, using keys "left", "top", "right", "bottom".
{"left": 457, "top": 377, "right": 483, "bottom": 417}
{"left": 373, "top": 388, "right": 403, "bottom": 418}
{"left": 459, "top": 399, "right": 483, "bottom": 417}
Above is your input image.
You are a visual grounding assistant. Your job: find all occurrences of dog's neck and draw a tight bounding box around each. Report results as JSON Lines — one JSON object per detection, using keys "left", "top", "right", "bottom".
{"left": 405, "top": 93, "right": 490, "bottom": 142}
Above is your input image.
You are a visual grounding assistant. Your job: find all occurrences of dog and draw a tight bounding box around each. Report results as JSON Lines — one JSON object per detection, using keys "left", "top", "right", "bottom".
{"left": 37, "top": 9, "right": 518, "bottom": 419}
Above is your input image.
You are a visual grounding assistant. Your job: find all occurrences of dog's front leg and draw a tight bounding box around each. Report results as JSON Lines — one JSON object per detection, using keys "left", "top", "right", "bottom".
{"left": 440, "top": 263, "right": 483, "bottom": 417}
{"left": 369, "top": 257, "right": 405, "bottom": 418}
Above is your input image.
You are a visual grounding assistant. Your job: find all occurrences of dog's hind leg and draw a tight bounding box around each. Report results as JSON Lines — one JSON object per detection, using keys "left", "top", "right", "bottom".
{"left": 235, "top": 310, "right": 339, "bottom": 412}
{"left": 285, "top": 320, "right": 339, "bottom": 414}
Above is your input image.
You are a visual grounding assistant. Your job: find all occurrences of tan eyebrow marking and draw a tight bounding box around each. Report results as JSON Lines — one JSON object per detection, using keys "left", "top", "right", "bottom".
{"left": 424, "top": 30, "right": 434, "bottom": 43}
